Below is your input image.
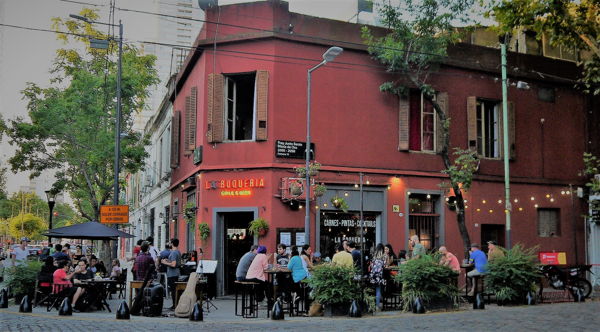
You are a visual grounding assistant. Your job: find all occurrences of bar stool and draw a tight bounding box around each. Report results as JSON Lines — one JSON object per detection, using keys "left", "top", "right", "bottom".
{"left": 290, "top": 282, "right": 309, "bottom": 316}
{"left": 234, "top": 280, "right": 260, "bottom": 318}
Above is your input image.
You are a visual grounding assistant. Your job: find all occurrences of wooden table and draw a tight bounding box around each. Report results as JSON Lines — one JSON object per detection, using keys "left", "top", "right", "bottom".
{"left": 174, "top": 279, "right": 208, "bottom": 308}
{"left": 128, "top": 281, "right": 144, "bottom": 307}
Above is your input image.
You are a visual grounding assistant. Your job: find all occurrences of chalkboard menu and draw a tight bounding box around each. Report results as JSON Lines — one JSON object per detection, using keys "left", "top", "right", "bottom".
{"left": 276, "top": 140, "right": 315, "bottom": 159}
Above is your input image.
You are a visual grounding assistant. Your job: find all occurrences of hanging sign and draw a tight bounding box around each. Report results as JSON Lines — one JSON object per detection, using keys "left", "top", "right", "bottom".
{"left": 539, "top": 252, "right": 567, "bottom": 265}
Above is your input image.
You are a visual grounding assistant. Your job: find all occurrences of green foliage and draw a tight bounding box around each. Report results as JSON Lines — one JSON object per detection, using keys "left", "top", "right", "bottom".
{"left": 0, "top": 9, "right": 158, "bottom": 221}
{"left": 580, "top": 152, "right": 600, "bottom": 194}
{"left": 0, "top": 191, "right": 83, "bottom": 229}
{"left": 485, "top": 244, "right": 540, "bottom": 302}
{"left": 487, "top": 0, "right": 600, "bottom": 95}
{"left": 0, "top": 164, "right": 6, "bottom": 200}
{"left": 8, "top": 213, "right": 46, "bottom": 240}
{"left": 394, "top": 253, "right": 459, "bottom": 311}
{"left": 294, "top": 162, "right": 321, "bottom": 178}
{"left": 314, "top": 184, "right": 327, "bottom": 197}
{"left": 2, "top": 260, "right": 43, "bottom": 296}
{"left": 330, "top": 196, "right": 349, "bottom": 213}
{"left": 305, "top": 263, "right": 361, "bottom": 305}
{"left": 442, "top": 148, "right": 480, "bottom": 190}
{"left": 248, "top": 217, "right": 269, "bottom": 236}
{"left": 198, "top": 222, "right": 210, "bottom": 241}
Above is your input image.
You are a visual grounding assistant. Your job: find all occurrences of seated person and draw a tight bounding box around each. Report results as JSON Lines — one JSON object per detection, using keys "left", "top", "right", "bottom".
{"left": 73, "top": 260, "right": 94, "bottom": 281}
{"left": 287, "top": 245, "right": 309, "bottom": 303}
{"left": 39, "top": 256, "right": 57, "bottom": 285}
{"left": 467, "top": 243, "right": 488, "bottom": 296}
{"left": 110, "top": 259, "right": 122, "bottom": 279}
{"left": 53, "top": 261, "right": 86, "bottom": 312}
{"left": 245, "top": 245, "right": 270, "bottom": 302}
{"left": 51, "top": 244, "right": 70, "bottom": 265}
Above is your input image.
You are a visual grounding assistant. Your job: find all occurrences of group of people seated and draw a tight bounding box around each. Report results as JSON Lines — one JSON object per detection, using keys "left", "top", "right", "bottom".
{"left": 37, "top": 248, "right": 122, "bottom": 312}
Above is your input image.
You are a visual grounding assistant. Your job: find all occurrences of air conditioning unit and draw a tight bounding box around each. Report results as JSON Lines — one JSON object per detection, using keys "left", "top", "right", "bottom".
{"left": 280, "top": 177, "right": 315, "bottom": 201}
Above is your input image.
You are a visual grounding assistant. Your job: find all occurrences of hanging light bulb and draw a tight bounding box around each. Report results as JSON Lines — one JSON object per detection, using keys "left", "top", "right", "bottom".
{"left": 566, "top": 190, "right": 571, "bottom": 195}
{"left": 366, "top": 180, "right": 370, "bottom": 185}
{"left": 545, "top": 194, "right": 550, "bottom": 198}
{"left": 329, "top": 227, "right": 332, "bottom": 232}
{"left": 476, "top": 208, "right": 481, "bottom": 212}
{"left": 550, "top": 198, "right": 555, "bottom": 202}
{"left": 323, "top": 203, "right": 328, "bottom": 207}
{"left": 482, "top": 200, "right": 487, "bottom": 204}
{"left": 465, "top": 205, "right": 469, "bottom": 209}
{"left": 518, "top": 207, "right": 523, "bottom": 211}
{"left": 426, "top": 194, "right": 431, "bottom": 199}
{"left": 498, "top": 199, "right": 503, "bottom": 204}
{"left": 561, "top": 190, "right": 565, "bottom": 195}
{"left": 354, "top": 184, "right": 359, "bottom": 188}
{"left": 299, "top": 204, "right": 303, "bottom": 209}
{"left": 407, "top": 191, "right": 411, "bottom": 196}
{"left": 315, "top": 205, "right": 319, "bottom": 209}
{"left": 534, "top": 204, "right": 539, "bottom": 208}
{"left": 489, "top": 209, "right": 493, "bottom": 213}
{"left": 387, "top": 185, "right": 391, "bottom": 190}
{"left": 344, "top": 192, "right": 349, "bottom": 197}
{"left": 445, "top": 197, "right": 450, "bottom": 202}
{"left": 514, "top": 198, "right": 519, "bottom": 203}
{"left": 464, "top": 199, "right": 468, "bottom": 203}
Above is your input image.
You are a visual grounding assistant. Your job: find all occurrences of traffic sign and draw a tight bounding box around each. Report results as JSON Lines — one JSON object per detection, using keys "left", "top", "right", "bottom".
{"left": 100, "top": 205, "right": 129, "bottom": 224}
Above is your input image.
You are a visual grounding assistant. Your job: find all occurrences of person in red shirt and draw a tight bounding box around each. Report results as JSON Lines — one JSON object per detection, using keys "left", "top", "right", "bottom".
{"left": 439, "top": 246, "right": 461, "bottom": 273}
{"left": 53, "top": 261, "right": 86, "bottom": 311}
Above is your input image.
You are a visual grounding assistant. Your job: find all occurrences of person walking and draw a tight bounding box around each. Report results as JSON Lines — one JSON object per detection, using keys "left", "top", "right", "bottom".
{"left": 10, "top": 237, "right": 30, "bottom": 266}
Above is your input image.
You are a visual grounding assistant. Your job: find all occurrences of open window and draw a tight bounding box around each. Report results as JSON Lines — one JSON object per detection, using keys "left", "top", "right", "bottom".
{"left": 398, "top": 91, "right": 447, "bottom": 153}
{"left": 467, "top": 97, "right": 515, "bottom": 160}
{"left": 207, "top": 70, "right": 269, "bottom": 143}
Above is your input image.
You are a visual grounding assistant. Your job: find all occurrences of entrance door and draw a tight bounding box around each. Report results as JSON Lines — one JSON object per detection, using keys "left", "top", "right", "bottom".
{"left": 223, "top": 212, "right": 254, "bottom": 294}
{"left": 481, "top": 224, "right": 505, "bottom": 252}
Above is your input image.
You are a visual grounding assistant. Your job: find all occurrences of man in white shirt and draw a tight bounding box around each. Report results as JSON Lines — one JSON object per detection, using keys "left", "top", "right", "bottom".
{"left": 146, "top": 236, "right": 160, "bottom": 269}
{"left": 11, "top": 237, "right": 30, "bottom": 266}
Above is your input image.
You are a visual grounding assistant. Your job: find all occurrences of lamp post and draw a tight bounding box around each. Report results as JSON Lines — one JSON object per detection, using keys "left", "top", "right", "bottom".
{"left": 500, "top": 36, "right": 512, "bottom": 249}
{"left": 45, "top": 190, "right": 57, "bottom": 243}
{"left": 304, "top": 46, "right": 343, "bottom": 246}
{"left": 70, "top": 14, "right": 123, "bottom": 259}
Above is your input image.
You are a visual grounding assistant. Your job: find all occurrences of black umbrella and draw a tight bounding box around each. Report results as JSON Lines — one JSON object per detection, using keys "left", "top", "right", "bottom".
{"left": 43, "top": 221, "right": 134, "bottom": 240}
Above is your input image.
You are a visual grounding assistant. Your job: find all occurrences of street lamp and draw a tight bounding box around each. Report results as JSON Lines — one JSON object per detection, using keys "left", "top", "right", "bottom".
{"left": 45, "top": 190, "right": 57, "bottom": 243}
{"left": 304, "top": 46, "right": 343, "bottom": 246}
{"left": 69, "top": 14, "right": 123, "bottom": 207}
{"left": 71, "top": 14, "right": 123, "bottom": 259}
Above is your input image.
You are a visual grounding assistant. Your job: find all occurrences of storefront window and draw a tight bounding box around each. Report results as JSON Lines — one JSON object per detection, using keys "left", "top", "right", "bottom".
{"left": 408, "top": 193, "right": 439, "bottom": 250}
{"left": 319, "top": 212, "right": 378, "bottom": 260}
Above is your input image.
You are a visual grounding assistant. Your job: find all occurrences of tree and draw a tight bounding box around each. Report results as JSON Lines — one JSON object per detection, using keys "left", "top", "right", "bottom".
{"left": 8, "top": 213, "right": 46, "bottom": 240}
{"left": 362, "top": 0, "right": 477, "bottom": 255}
{"left": 486, "top": 0, "right": 600, "bottom": 95}
{"left": 0, "top": 9, "right": 158, "bottom": 221}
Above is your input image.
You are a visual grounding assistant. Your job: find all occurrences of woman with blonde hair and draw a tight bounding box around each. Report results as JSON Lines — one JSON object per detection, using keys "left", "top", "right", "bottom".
{"left": 369, "top": 243, "right": 387, "bottom": 310}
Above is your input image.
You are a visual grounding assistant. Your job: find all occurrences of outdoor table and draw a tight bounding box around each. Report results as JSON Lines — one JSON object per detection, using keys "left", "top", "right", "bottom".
{"left": 128, "top": 280, "right": 144, "bottom": 307}
{"left": 461, "top": 264, "right": 474, "bottom": 296}
{"left": 174, "top": 278, "right": 207, "bottom": 308}
{"left": 76, "top": 279, "right": 117, "bottom": 312}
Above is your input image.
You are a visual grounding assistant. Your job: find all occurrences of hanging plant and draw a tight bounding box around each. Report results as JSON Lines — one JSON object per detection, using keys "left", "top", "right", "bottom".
{"left": 183, "top": 202, "right": 197, "bottom": 229}
{"left": 331, "top": 196, "right": 349, "bottom": 212}
{"left": 294, "top": 161, "right": 321, "bottom": 178}
{"left": 248, "top": 217, "right": 269, "bottom": 237}
{"left": 198, "top": 222, "right": 210, "bottom": 241}
{"left": 314, "top": 183, "right": 327, "bottom": 197}
{"left": 289, "top": 179, "right": 303, "bottom": 196}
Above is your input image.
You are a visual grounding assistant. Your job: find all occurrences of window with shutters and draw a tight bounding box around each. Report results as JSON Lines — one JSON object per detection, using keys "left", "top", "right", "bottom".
{"left": 537, "top": 208, "right": 560, "bottom": 237}
{"left": 207, "top": 70, "right": 268, "bottom": 143}
{"left": 184, "top": 87, "right": 197, "bottom": 153}
{"left": 404, "top": 90, "right": 445, "bottom": 153}
{"left": 467, "top": 97, "right": 515, "bottom": 160}
{"left": 476, "top": 100, "right": 501, "bottom": 158}
{"left": 170, "top": 111, "right": 181, "bottom": 168}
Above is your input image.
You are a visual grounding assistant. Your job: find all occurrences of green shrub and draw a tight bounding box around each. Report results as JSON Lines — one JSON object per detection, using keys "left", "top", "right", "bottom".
{"left": 394, "top": 253, "right": 459, "bottom": 311}
{"left": 485, "top": 244, "right": 540, "bottom": 302}
{"left": 3, "top": 260, "right": 42, "bottom": 296}
{"left": 305, "top": 263, "right": 360, "bottom": 305}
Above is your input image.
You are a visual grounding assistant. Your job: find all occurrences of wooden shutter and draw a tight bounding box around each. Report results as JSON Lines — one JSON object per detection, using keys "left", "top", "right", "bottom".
{"left": 436, "top": 92, "right": 448, "bottom": 153}
{"left": 467, "top": 96, "right": 478, "bottom": 151}
{"left": 508, "top": 101, "right": 516, "bottom": 160}
{"left": 207, "top": 73, "right": 224, "bottom": 143}
{"left": 398, "top": 95, "right": 410, "bottom": 151}
{"left": 255, "top": 70, "right": 269, "bottom": 141}
{"left": 170, "top": 111, "right": 181, "bottom": 168}
{"left": 184, "top": 86, "right": 197, "bottom": 153}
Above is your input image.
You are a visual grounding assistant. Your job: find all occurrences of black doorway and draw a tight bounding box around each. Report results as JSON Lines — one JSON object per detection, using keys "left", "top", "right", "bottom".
{"left": 223, "top": 211, "right": 254, "bottom": 294}
{"left": 481, "top": 224, "right": 505, "bottom": 252}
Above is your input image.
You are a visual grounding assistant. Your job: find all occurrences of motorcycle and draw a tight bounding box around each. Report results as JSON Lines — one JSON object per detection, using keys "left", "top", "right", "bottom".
{"left": 539, "top": 264, "right": 593, "bottom": 298}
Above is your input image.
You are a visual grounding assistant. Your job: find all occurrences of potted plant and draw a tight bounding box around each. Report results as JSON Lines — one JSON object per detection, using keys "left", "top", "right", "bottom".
{"left": 485, "top": 244, "right": 540, "bottom": 304}
{"left": 294, "top": 161, "right": 321, "bottom": 178}
{"left": 305, "top": 264, "right": 361, "bottom": 316}
{"left": 3, "top": 260, "right": 42, "bottom": 304}
{"left": 198, "top": 222, "right": 210, "bottom": 241}
{"left": 314, "top": 183, "right": 327, "bottom": 197}
{"left": 289, "top": 179, "right": 303, "bottom": 196}
{"left": 248, "top": 217, "right": 269, "bottom": 237}
{"left": 394, "top": 253, "right": 459, "bottom": 312}
{"left": 330, "top": 196, "right": 349, "bottom": 213}
{"left": 183, "top": 202, "right": 197, "bottom": 227}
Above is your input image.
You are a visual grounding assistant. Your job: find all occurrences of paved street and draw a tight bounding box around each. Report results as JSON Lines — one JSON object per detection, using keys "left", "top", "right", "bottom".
{"left": 1, "top": 298, "right": 599, "bottom": 332}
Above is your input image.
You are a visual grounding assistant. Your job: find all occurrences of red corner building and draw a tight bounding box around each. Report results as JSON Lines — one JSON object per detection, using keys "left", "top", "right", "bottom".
{"left": 167, "top": 1, "right": 596, "bottom": 294}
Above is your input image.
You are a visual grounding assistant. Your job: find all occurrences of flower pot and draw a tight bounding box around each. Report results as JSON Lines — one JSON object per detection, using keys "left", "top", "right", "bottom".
{"left": 258, "top": 229, "right": 267, "bottom": 237}
{"left": 290, "top": 185, "right": 303, "bottom": 196}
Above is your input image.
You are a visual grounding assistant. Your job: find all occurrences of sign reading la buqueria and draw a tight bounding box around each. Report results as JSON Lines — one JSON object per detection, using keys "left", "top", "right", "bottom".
{"left": 205, "top": 177, "right": 266, "bottom": 197}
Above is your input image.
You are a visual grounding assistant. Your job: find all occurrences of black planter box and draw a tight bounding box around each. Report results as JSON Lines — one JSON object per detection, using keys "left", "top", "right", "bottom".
{"left": 324, "top": 302, "right": 350, "bottom": 316}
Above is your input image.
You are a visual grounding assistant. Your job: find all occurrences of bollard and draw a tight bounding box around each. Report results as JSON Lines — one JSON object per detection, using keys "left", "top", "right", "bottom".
{"left": 189, "top": 302, "right": 203, "bottom": 321}
{"left": 116, "top": 301, "right": 130, "bottom": 320}
{"left": 0, "top": 289, "right": 8, "bottom": 308}
{"left": 348, "top": 299, "right": 362, "bottom": 318}
{"left": 526, "top": 291, "right": 536, "bottom": 305}
{"left": 19, "top": 295, "right": 32, "bottom": 313}
{"left": 473, "top": 293, "right": 485, "bottom": 310}
{"left": 271, "top": 298, "right": 284, "bottom": 320}
{"left": 574, "top": 287, "right": 585, "bottom": 303}
{"left": 412, "top": 297, "right": 425, "bottom": 314}
{"left": 58, "top": 297, "right": 72, "bottom": 316}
